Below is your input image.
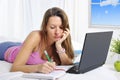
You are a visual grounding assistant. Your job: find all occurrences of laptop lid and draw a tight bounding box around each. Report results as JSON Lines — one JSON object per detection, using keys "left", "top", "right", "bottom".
{"left": 78, "top": 31, "right": 113, "bottom": 73}
{"left": 66, "top": 31, "right": 113, "bottom": 74}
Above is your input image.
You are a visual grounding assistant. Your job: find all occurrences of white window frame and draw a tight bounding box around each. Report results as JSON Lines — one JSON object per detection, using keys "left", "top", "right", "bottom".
{"left": 89, "top": 0, "right": 120, "bottom": 28}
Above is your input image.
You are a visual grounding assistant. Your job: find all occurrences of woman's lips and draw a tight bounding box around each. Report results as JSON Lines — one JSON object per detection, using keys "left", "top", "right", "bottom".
{"left": 54, "top": 36, "right": 61, "bottom": 39}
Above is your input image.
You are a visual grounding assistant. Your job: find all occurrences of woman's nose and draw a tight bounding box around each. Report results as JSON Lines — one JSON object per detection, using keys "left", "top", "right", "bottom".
{"left": 55, "top": 28, "right": 60, "bottom": 34}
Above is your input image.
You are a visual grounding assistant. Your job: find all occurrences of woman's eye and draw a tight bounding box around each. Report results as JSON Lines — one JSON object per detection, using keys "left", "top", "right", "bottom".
{"left": 60, "top": 26, "right": 63, "bottom": 29}
{"left": 50, "top": 26, "right": 55, "bottom": 29}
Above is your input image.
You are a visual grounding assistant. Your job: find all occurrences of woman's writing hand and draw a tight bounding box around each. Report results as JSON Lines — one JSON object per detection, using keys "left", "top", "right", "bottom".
{"left": 37, "top": 61, "right": 56, "bottom": 74}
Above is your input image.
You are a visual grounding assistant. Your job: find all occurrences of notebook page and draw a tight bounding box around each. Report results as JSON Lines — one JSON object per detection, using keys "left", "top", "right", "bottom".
{"left": 55, "top": 65, "right": 72, "bottom": 71}
{"left": 22, "top": 69, "right": 66, "bottom": 80}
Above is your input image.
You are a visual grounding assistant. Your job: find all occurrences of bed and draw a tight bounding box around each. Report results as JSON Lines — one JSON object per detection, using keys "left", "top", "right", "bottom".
{"left": 0, "top": 36, "right": 119, "bottom": 80}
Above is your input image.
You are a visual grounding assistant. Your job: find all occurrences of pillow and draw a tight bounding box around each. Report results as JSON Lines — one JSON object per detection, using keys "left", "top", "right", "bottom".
{"left": 74, "top": 50, "right": 82, "bottom": 57}
{"left": 72, "top": 40, "right": 82, "bottom": 57}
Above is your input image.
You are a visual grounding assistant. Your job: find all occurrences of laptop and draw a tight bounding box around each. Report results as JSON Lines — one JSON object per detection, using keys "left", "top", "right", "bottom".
{"left": 66, "top": 31, "right": 113, "bottom": 74}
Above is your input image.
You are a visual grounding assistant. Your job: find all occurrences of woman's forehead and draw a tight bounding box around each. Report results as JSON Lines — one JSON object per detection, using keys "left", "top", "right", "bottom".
{"left": 47, "top": 16, "right": 62, "bottom": 25}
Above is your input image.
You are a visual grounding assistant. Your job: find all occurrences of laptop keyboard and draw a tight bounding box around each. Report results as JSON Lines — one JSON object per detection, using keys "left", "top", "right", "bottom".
{"left": 66, "top": 64, "right": 79, "bottom": 73}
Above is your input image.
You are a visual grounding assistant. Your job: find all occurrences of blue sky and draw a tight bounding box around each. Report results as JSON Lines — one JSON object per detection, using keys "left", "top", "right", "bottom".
{"left": 92, "top": 0, "right": 100, "bottom": 3}
{"left": 91, "top": 0, "right": 120, "bottom": 26}
{"left": 92, "top": 0, "right": 120, "bottom": 3}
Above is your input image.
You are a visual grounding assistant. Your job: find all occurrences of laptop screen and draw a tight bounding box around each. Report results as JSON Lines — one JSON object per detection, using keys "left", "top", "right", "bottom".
{"left": 78, "top": 31, "right": 113, "bottom": 72}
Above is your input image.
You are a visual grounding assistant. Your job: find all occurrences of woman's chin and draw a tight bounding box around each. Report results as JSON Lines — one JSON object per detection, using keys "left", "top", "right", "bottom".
{"left": 55, "top": 38, "right": 61, "bottom": 41}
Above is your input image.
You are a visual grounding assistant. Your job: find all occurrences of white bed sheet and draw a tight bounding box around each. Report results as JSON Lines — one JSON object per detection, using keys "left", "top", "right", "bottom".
{"left": 0, "top": 61, "right": 38, "bottom": 80}
{"left": 0, "top": 60, "right": 120, "bottom": 80}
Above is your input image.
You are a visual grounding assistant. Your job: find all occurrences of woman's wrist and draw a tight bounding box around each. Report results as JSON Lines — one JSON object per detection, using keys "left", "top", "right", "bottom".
{"left": 55, "top": 43, "right": 65, "bottom": 54}
{"left": 56, "top": 48, "right": 65, "bottom": 54}
{"left": 55, "top": 43, "right": 62, "bottom": 49}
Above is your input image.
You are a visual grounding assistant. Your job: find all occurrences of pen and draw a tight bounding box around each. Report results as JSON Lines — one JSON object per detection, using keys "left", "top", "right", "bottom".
{"left": 44, "top": 50, "right": 51, "bottom": 62}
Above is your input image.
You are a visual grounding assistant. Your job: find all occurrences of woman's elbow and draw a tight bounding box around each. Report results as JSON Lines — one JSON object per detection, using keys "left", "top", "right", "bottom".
{"left": 61, "top": 59, "right": 73, "bottom": 65}
{"left": 10, "top": 65, "right": 16, "bottom": 72}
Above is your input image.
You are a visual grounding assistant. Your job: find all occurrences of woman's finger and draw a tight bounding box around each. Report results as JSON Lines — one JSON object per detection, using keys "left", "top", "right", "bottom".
{"left": 38, "top": 62, "right": 55, "bottom": 73}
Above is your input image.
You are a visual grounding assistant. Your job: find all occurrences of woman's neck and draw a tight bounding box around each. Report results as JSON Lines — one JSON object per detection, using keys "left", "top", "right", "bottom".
{"left": 47, "top": 39, "right": 54, "bottom": 47}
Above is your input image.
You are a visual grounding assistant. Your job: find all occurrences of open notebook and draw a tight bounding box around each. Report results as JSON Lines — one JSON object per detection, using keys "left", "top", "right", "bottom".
{"left": 22, "top": 65, "right": 71, "bottom": 80}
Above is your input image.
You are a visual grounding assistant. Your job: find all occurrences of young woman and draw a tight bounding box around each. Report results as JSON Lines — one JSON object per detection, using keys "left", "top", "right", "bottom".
{"left": 0, "top": 7, "right": 74, "bottom": 73}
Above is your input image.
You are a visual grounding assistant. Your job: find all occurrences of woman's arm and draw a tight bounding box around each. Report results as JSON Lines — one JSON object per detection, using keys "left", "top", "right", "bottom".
{"left": 11, "top": 61, "right": 56, "bottom": 73}
{"left": 56, "top": 45, "right": 73, "bottom": 65}
{"left": 55, "top": 28, "right": 73, "bottom": 65}
{"left": 10, "top": 31, "right": 55, "bottom": 73}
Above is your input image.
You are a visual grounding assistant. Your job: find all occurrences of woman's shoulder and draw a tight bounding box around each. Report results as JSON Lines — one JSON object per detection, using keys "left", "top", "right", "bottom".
{"left": 30, "top": 30, "right": 40, "bottom": 34}
{"left": 29, "top": 30, "right": 41, "bottom": 39}
{"left": 24, "top": 30, "right": 41, "bottom": 44}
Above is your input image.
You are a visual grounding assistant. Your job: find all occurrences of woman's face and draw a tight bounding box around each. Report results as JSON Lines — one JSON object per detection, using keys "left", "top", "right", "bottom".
{"left": 46, "top": 16, "right": 64, "bottom": 43}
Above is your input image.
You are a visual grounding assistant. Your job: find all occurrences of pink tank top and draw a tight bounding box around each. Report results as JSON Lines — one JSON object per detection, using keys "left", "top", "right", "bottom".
{"left": 4, "top": 45, "right": 46, "bottom": 65}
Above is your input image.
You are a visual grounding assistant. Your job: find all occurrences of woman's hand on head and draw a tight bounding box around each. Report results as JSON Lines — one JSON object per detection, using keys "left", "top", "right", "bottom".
{"left": 56, "top": 28, "right": 70, "bottom": 47}
{"left": 37, "top": 61, "right": 56, "bottom": 74}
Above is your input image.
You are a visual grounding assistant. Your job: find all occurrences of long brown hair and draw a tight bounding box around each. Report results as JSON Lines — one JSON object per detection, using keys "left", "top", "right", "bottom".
{"left": 40, "top": 7, "right": 74, "bottom": 65}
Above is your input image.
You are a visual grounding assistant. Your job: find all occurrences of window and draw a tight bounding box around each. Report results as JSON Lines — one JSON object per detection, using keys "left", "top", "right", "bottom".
{"left": 91, "top": 0, "right": 120, "bottom": 28}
